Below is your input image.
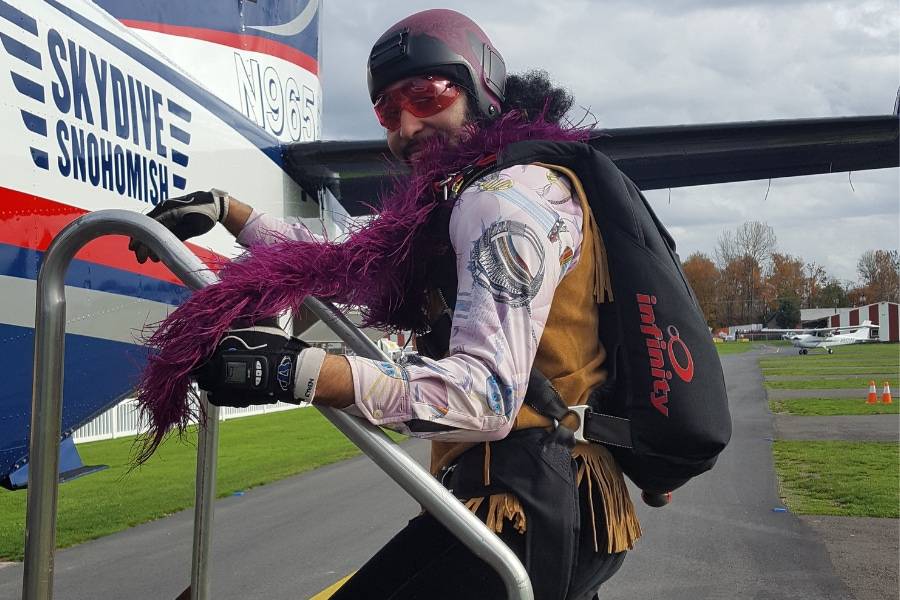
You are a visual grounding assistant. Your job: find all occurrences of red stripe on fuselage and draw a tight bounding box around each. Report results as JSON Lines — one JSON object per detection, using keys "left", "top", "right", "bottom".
{"left": 0, "top": 186, "right": 222, "bottom": 285}
{"left": 120, "top": 19, "right": 319, "bottom": 75}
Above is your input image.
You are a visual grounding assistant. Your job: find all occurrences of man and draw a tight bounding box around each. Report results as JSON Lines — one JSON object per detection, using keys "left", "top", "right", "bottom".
{"left": 133, "top": 9, "right": 639, "bottom": 599}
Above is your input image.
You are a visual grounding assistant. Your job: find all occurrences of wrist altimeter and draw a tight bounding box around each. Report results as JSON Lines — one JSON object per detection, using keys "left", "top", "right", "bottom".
{"left": 196, "top": 326, "right": 324, "bottom": 407}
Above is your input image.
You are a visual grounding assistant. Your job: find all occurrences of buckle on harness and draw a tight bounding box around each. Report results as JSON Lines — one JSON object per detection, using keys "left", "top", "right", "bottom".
{"left": 566, "top": 405, "right": 634, "bottom": 449}
{"left": 568, "top": 404, "right": 590, "bottom": 444}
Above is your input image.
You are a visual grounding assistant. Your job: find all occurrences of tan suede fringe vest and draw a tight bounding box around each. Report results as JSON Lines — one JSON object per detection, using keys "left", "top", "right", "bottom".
{"left": 429, "top": 164, "right": 641, "bottom": 554}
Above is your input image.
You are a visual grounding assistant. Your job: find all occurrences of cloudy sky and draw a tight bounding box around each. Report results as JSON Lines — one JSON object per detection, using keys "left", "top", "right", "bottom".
{"left": 317, "top": 0, "right": 898, "bottom": 283}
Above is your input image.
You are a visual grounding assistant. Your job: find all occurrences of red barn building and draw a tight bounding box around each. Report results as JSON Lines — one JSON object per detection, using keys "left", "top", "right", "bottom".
{"left": 800, "top": 302, "right": 899, "bottom": 342}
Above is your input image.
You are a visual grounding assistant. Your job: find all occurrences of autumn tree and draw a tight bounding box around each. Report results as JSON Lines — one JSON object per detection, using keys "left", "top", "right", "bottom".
{"left": 718, "top": 255, "right": 765, "bottom": 324}
{"left": 766, "top": 253, "right": 805, "bottom": 309}
{"left": 715, "top": 221, "right": 776, "bottom": 323}
{"left": 847, "top": 285, "right": 868, "bottom": 307}
{"left": 857, "top": 249, "right": 900, "bottom": 303}
{"left": 773, "top": 298, "right": 801, "bottom": 328}
{"left": 817, "top": 278, "right": 849, "bottom": 309}
{"left": 682, "top": 252, "right": 720, "bottom": 326}
{"left": 802, "top": 262, "right": 828, "bottom": 308}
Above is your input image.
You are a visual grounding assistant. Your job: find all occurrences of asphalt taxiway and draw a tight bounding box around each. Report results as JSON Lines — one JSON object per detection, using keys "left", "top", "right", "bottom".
{"left": 0, "top": 350, "right": 867, "bottom": 599}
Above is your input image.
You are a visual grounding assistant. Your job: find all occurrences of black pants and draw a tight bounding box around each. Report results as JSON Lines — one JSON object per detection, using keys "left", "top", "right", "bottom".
{"left": 331, "top": 431, "right": 626, "bottom": 600}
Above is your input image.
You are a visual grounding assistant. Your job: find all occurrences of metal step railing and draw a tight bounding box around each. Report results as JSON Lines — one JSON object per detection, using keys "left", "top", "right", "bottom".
{"left": 23, "top": 210, "right": 533, "bottom": 600}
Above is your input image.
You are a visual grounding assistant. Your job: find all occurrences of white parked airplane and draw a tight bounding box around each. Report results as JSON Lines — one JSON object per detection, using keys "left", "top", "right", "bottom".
{"left": 766, "top": 321, "right": 879, "bottom": 354}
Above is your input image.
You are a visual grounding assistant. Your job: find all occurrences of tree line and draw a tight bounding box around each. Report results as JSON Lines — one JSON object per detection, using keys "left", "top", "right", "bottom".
{"left": 681, "top": 221, "right": 900, "bottom": 328}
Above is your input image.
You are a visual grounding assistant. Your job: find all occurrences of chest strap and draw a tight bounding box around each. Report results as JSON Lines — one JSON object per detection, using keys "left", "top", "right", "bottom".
{"left": 525, "top": 369, "right": 633, "bottom": 449}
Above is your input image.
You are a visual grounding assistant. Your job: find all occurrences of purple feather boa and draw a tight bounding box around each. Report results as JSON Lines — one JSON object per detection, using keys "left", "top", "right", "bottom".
{"left": 134, "top": 111, "right": 590, "bottom": 461}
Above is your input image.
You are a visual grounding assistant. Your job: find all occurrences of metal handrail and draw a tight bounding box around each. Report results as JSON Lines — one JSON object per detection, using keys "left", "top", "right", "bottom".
{"left": 305, "top": 299, "right": 533, "bottom": 599}
{"left": 24, "top": 210, "right": 219, "bottom": 600}
{"left": 23, "top": 210, "right": 532, "bottom": 600}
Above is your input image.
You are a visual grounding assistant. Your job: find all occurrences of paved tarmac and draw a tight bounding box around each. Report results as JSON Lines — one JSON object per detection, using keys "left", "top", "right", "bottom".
{"left": 0, "top": 444, "right": 426, "bottom": 599}
{"left": 774, "top": 414, "right": 899, "bottom": 441}
{"left": 0, "top": 350, "right": 858, "bottom": 599}
{"left": 802, "top": 516, "right": 898, "bottom": 600}
{"left": 601, "top": 350, "right": 852, "bottom": 600}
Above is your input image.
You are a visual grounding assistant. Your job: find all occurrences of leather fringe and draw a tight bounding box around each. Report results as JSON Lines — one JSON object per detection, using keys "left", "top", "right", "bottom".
{"left": 590, "top": 215, "right": 613, "bottom": 305}
{"left": 464, "top": 494, "right": 527, "bottom": 535}
{"left": 483, "top": 441, "right": 491, "bottom": 486}
{"left": 572, "top": 443, "right": 641, "bottom": 554}
{"left": 534, "top": 162, "right": 613, "bottom": 304}
{"left": 461, "top": 443, "right": 640, "bottom": 553}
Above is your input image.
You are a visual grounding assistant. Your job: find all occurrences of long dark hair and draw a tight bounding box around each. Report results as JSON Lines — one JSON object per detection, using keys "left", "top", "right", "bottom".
{"left": 465, "top": 69, "right": 574, "bottom": 126}
{"left": 503, "top": 69, "right": 574, "bottom": 124}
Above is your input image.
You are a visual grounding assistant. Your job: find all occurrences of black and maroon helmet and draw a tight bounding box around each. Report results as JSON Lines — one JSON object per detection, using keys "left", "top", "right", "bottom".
{"left": 367, "top": 9, "right": 507, "bottom": 120}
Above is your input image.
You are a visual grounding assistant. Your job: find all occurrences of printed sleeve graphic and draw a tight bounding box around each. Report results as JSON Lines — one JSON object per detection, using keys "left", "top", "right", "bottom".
{"left": 469, "top": 220, "right": 545, "bottom": 308}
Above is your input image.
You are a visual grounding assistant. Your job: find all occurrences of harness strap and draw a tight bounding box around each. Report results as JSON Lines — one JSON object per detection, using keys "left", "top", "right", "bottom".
{"left": 526, "top": 369, "right": 633, "bottom": 450}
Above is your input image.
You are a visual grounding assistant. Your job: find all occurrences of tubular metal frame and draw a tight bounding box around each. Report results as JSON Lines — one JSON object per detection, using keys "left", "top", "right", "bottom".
{"left": 23, "top": 210, "right": 532, "bottom": 600}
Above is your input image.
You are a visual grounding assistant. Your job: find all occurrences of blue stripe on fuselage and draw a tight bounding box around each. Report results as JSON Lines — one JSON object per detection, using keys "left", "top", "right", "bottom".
{"left": 0, "top": 242, "right": 192, "bottom": 305}
{"left": 0, "top": 322, "right": 149, "bottom": 482}
{"left": 92, "top": 0, "right": 320, "bottom": 60}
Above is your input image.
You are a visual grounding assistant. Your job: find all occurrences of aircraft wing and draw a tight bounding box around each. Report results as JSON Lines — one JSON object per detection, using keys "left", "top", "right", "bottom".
{"left": 762, "top": 322, "right": 879, "bottom": 334}
{"left": 761, "top": 327, "right": 835, "bottom": 334}
{"left": 284, "top": 114, "right": 900, "bottom": 216}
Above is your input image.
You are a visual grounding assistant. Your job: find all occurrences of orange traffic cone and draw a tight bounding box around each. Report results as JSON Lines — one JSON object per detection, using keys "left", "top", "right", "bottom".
{"left": 882, "top": 382, "right": 893, "bottom": 405}
{"left": 866, "top": 381, "right": 878, "bottom": 404}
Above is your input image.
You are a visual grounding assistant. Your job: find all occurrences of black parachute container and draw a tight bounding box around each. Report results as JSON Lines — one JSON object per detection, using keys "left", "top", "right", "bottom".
{"left": 474, "top": 140, "right": 732, "bottom": 494}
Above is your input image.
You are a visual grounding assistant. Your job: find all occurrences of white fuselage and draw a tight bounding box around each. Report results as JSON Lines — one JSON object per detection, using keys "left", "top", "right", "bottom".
{"left": 0, "top": 0, "right": 321, "bottom": 482}
{"left": 790, "top": 322, "right": 876, "bottom": 350}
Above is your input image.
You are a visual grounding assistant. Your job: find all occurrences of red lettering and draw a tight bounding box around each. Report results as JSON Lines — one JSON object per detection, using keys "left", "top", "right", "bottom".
{"left": 651, "top": 380, "right": 670, "bottom": 416}
{"left": 648, "top": 347, "right": 665, "bottom": 369}
{"left": 651, "top": 367, "right": 672, "bottom": 380}
{"left": 640, "top": 323, "right": 663, "bottom": 340}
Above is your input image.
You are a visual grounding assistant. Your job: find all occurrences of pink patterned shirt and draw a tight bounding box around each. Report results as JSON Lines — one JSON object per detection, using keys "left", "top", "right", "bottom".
{"left": 238, "top": 165, "right": 584, "bottom": 441}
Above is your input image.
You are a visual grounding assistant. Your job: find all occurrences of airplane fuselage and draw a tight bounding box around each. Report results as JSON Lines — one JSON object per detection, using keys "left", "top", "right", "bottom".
{"left": 0, "top": 0, "right": 321, "bottom": 486}
{"left": 789, "top": 322, "right": 876, "bottom": 354}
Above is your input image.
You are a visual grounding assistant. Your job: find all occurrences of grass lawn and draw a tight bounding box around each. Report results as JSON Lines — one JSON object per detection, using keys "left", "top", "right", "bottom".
{"left": 715, "top": 341, "right": 758, "bottom": 355}
{"left": 761, "top": 369, "right": 899, "bottom": 378}
{"left": 773, "top": 441, "right": 899, "bottom": 518}
{"left": 759, "top": 342, "right": 898, "bottom": 367}
{"left": 770, "top": 397, "right": 899, "bottom": 416}
{"left": 762, "top": 361, "right": 898, "bottom": 371}
{"left": 0, "top": 408, "right": 404, "bottom": 562}
{"left": 765, "top": 378, "right": 899, "bottom": 390}
{"left": 760, "top": 344, "right": 899, "bottom": 390}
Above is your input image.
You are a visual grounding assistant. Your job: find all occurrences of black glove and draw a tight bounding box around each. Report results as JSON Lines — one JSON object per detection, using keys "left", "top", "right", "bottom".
{"left": 194, "top": 325, "right": 327, "bottom": 408}
{"left": 129, "top": 189, "right": 229, "bottom": 263}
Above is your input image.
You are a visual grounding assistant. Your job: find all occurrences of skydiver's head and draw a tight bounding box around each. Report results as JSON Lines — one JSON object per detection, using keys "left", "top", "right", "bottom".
{"left": 367, "top": 9, "right": 506, "bottom": 163}
{"left": 367, "top": 10, "right": 578, "bottom": 164}
{"left": 374, "top": 75, "right": 472, "bottom": 164}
